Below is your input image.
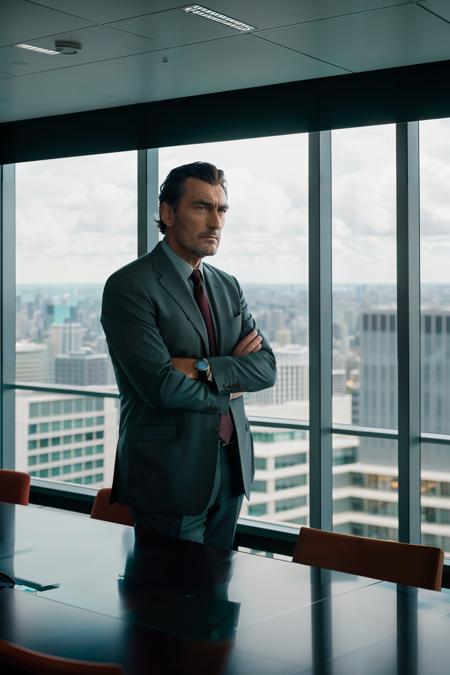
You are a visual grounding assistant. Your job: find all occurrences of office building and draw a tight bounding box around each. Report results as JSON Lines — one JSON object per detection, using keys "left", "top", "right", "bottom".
{"left": 15, "top": 341, "right": 49, "bottom": 383}
{"left": 55, "top": 351, "right": 109, "bottom": 387}
{"left": 335, "top": 309, "right": 450, "bottom": 549}
{"left": 248, "top": 347, "right": 348, "bottom": 406}
{"left": 49, "top": 323, "right": 85, "bottom": 358}
{"left": 244, "top": 398, "right": 356, "bottom": 524}
{"left": 15, "top": 389, "right": 117, "bottom": 488}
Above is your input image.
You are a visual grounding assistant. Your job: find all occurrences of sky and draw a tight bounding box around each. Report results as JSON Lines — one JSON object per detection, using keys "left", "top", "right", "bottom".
{"left": 15, "top": 118, "right": 450, "bottom": 286}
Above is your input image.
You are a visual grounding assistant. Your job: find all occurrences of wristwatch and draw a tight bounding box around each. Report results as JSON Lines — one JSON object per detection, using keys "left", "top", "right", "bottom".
{"left": 195, "top": 358, "right": 210, "bottom": 381}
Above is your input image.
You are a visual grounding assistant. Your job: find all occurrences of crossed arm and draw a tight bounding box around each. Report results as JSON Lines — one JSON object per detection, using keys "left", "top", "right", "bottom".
{"left": 171, "top": 329, "right": 263, "bottom": 398}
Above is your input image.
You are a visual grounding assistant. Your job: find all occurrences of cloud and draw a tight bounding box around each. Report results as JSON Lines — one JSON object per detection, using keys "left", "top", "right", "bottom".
{"left": 16, "top": 151, "right": 137, "bottom": 283}
{"left": 160, "top": 133, "right": 309, "bottom": 283}
{"left": 15, "top": 120, "right": 450, "bottom": 284}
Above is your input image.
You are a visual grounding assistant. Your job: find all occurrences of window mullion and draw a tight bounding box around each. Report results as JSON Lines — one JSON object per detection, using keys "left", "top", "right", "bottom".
{"left": 137, "top": 149, "right": 159, "bottom": 256}
{"left": 1, "top": 164, "right": 16, "bottom": 469}
{"left": 396, "top": 121, "right": 421, "bottom": 544}
{"left": 308, "top": 131, "right": 333, "bottom": 530}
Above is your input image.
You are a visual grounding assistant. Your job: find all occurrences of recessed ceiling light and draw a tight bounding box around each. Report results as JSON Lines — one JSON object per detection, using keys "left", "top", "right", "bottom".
{"left": 182, "top": 5, "right": 255, "bottom": 32}
{"left": 14, "top": 43, "right": 60, "bottom": 55}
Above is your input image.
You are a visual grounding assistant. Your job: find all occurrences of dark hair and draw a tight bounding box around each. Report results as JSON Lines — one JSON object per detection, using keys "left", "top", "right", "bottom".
{"left": 156, "top": 161, "right": 227, "bottom": 234}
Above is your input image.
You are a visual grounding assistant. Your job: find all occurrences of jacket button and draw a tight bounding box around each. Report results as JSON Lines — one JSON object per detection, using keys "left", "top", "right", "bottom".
{"left": 213, "top": 426, "right": 219, "bottom": 433}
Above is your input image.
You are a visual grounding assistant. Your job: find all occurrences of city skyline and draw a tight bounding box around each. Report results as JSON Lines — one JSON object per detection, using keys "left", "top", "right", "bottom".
{"left": 14, "top": 279, "right": 450, "bottom": 551}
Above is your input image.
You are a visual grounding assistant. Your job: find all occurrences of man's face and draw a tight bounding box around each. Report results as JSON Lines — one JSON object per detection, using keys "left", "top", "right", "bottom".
{"left": 162, "top": 177, "right": 228, "bottom": 266}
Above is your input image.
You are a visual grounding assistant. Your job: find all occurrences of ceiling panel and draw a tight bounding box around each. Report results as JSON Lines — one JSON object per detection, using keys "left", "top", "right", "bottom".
{"left": 23, "top": 0, "right": 411, "bottom": 30}
{"left": 255, "top": 3, "right": 450, "bottom": 72}
{"left": 0, "top": 0, "right": 93, "bottom": 48}
{"left": 109, "top": 8, "right": 239, "bottom": 47}
{"left": 0, "top": 35, "right": 347, "bottom": 122}
{"left": 22, "top": 1, "right": 190, "bottom": 24}
{"left": 418, "top": 0, "right": 450, "bottom": 22}
{"left": 0, "top": 26, "right": 155, "bottom": 77}
{"left": 201, "top": 0, "right": 412, "bottom": 31}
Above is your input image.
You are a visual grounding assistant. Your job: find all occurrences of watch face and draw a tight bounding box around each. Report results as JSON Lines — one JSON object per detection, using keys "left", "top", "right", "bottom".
{"left": 195, "top": 359, "right": 209, "bottom": 377}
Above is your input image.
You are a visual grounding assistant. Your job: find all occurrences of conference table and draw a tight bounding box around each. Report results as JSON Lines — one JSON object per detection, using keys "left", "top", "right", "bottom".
{"left": 1, "top": 504, "right": 450, "bottom": 675}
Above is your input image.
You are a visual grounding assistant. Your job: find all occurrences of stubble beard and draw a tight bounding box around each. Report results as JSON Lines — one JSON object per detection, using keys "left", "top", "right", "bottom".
{"left": 192, "top": 238, "right": 220, "bottom": 258}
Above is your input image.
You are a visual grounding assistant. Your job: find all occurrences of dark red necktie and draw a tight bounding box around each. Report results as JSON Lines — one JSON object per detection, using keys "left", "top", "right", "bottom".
{"left": 191, "top": 268, "right": 233, "bottom": 443}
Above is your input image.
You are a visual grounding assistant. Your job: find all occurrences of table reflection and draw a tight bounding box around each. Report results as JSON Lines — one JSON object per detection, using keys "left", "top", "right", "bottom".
{"left": 119, "top": 532, "right": 240, "bottom": 675}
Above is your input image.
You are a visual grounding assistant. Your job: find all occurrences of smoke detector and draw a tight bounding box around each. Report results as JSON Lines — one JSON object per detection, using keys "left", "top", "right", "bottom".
{"left": 54, "top": 40, "right": 82, "bottom": 55}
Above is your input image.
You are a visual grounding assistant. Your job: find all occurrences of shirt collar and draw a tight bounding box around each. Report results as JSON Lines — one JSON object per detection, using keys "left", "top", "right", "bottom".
{"left": 161, "top": 238, "right": 204, "bottom": 282}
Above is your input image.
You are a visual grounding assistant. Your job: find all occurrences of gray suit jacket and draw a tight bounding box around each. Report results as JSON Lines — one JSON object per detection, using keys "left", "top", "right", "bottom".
{"left": 101, "top": 242, "right": 276, "bottom": 515}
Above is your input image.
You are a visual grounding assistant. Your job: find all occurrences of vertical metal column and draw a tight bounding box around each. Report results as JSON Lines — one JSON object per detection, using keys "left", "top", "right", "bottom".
{"left": 308, "top": 131, "right": 333, "bottom": 531}
{"left": 137, "top": 149, "right": 159, "bottom": 256}
{"left": 396, "top": 122, "right": 421, "bottom": 544}
{"left": 0, "top": 164, "right": 16, "bottom": 469}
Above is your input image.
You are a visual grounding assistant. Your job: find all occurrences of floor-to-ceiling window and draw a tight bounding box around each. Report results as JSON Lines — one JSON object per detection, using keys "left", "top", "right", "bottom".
{"left": 2, "top": 116, "right": 449, "bottom": 557}
{"left": 420, "top": 118, "right": 450, "bottom": 552}
{"left": 14, "top": 151, "right": 137, "bottom": 488}
{"left": 331, "top": 124, "right": 399, "bottom": 540}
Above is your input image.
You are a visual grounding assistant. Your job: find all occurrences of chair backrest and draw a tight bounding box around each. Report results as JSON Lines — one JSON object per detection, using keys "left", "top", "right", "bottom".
{"left": 0, "top": 469, "right": 30, "bottom": 505}
{"left": 0, "top": 640, "right": 123, "bottom": 675}
{"left": 293, "top": 526, "right": 444, "bottom": 591}
{"left": 90, "top": 488, "right": 134, "bottom": 527}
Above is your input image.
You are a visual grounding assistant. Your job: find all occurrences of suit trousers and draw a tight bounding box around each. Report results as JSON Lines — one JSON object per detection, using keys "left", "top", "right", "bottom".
{"left": 132, "top": 437, "right": 244, "bottom": 550}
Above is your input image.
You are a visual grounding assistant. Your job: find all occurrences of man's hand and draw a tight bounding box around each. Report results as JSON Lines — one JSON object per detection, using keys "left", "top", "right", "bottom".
{"left": 232, "top": 329, "right": 262, "bottom": 357}
{"left": 171, "top": 357, "right": 197, "bottom": 379}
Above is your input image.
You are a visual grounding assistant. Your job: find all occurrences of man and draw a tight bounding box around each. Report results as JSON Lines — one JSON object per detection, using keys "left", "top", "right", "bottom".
{"left": 101, "top": 161, "right": 276, "bottom": 549}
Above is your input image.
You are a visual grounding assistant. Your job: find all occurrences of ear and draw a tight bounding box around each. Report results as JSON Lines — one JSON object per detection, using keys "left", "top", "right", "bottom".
{"left": 160, "top": 202, "right": 175, "bottom": 229}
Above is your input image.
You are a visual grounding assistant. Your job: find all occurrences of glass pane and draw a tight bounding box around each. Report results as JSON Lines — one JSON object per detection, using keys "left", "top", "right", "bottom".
{"left": 15, "top": 151, "right": 137, "bottom": 386}
{"left": 332, "top": 125, "right": 397, "bottom": 429}
{"left": 159, "top": 134, "right": 309, "bottom": 421}
{"left": 420, "top": 118, "right": 450, "bottom": 436}
{"left": 333, "top": 434, "right": 398, "bottom": 540}
{"left": 421, "top": 442, "right": 450, "bottom": 556}
{"left": 420, "top": 118, "right": 450, "bottom": 554}
{"left": 244, "top": 423, "right": 309, "bottom": 527}
{"left": 16, "top": 390, "right": 118, "bottom": 488}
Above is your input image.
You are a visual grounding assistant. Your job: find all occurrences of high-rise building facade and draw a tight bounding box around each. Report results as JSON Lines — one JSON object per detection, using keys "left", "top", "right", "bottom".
{"left": 16, "top": 341, "right": 49, "bottom": 382}
{"left": 335, "top": 308, "right": 450, "bottom": 550}
{"left": 15, "top": 390, "right": 118, "bottom": 488}
{"left": 55, "top": 352, "right": 109, "bottom": 386}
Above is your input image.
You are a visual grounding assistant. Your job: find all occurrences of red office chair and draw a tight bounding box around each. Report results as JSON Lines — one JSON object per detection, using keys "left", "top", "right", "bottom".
{"left": 0, "top": 469, "right": 30, "bottom": 505}
{"left": 293, "top": 526, "right": 444, "bottom": 591}
{"left": 0, "top": 639, "right": 123, "bottom": 674}
{"left": 90, "top": 488, "right": 134, "bottom": 527}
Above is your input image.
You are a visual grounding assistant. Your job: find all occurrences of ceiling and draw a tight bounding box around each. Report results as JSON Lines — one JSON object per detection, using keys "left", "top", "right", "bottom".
{"left": 0, "top": 0, "right": 450, "bottom": 123}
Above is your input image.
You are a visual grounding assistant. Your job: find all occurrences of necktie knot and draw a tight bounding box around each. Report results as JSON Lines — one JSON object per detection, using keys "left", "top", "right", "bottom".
{"left": 191, "top": 268, "right": 202, "bottom": 286}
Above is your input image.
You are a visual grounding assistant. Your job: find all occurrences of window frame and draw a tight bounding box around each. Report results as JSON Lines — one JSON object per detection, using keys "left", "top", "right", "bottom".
{"left": 0, "top": 129, "right": 447, "bottom": 573}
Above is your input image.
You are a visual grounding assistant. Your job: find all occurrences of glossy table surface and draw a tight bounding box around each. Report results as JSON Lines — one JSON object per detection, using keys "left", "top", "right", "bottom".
{"left": 1, "top": 503, "right": 450, "bottom": 674}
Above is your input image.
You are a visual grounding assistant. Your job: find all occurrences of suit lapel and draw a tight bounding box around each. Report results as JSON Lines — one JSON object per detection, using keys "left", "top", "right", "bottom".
{"left": 152, "top": 243, "right": 209, "bottom": 353}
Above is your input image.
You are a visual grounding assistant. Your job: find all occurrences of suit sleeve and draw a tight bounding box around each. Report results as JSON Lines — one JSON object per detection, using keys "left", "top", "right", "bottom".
{"left": 208, "top": 278, "right": 277, "bottom": 394}
{"left": 101, "top": 271, "right": 229, "bottom": 414}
